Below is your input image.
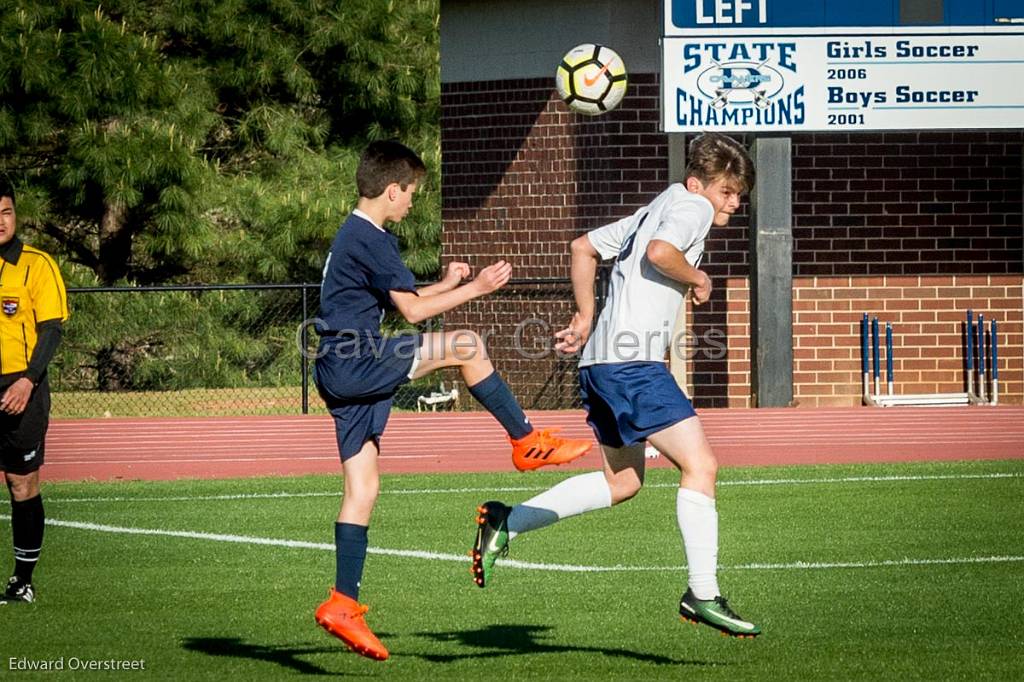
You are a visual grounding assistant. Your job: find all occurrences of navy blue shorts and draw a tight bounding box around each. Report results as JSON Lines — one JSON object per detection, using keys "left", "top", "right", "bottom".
{"left": 314, "top": 333, "right": 420, "bottom": 459}
{"left": 579, "top": 361, "right": 696, "bottom": 448}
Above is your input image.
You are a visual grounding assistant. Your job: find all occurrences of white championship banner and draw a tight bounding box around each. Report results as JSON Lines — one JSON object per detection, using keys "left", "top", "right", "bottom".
{"left": 663, "top": 34, "right": 1024, "bottom": 132}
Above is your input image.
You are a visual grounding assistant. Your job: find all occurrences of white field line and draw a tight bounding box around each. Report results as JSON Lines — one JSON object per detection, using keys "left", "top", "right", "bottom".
{"left": 43, "top": 471, "right": 1024, "bottom": 504}
{"left": 0, "top": 514, "right": 1020, "bottom": 574}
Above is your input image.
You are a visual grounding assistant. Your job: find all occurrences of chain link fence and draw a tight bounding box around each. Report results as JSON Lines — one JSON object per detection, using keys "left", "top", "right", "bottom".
{"left": 52, "top": 280, "right": 591, "bottom": 418}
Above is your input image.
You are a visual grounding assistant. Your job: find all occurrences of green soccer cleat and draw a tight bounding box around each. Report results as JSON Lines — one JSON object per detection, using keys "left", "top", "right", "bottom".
{"left": 471, "top": 501, "right": 510, "bottom": 588}
{"left": 679, "top": 589, "right": 761, "bottom": 638}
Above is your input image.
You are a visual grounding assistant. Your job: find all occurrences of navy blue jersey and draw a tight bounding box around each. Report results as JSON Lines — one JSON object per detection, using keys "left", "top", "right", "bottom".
{"left": 318, "top": 212, "right": 417, "bottom": 336}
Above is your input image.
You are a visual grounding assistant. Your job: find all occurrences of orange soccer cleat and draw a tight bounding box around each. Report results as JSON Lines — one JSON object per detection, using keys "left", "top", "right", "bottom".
{"left": 510, "top": 428, "right": 591, "bottom": 472}
{"left": 314, "top": 588, "right": 389, "bottom": 661}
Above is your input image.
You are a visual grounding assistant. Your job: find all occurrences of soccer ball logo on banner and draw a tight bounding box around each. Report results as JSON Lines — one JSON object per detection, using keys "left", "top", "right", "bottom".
{"left": 555, "top": 44, "right": 628, "bottom": 115}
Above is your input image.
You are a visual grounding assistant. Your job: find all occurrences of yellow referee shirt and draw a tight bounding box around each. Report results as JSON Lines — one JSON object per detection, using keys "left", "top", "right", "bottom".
{"left": 0, "top": 238, "right": 69, "bottom": 376}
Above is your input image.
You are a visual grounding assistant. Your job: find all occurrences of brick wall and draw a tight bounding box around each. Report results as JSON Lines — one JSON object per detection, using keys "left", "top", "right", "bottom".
{"left": 680, "top": 274, "right": 1024, "bottom": 408}
{"left": 785, "top": 131, "right": 1024, "bottom": 406}
{"left": 792, "top": 132, "right": 1022, "bottom": 277}
{"left": 441, "top": 74, "right": 1024, "bottom": 408}
{"left": 792, "top": 276, "right": 1023, "bottom": 405}
{"left": 441, "top": 74, "right": 667, "bottom": 406}
{"left": 442, "top": 74, "right": 666, "bottom": 276}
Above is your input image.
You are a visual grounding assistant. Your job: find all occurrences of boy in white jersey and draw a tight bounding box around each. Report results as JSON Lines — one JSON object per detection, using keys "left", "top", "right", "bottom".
{"left": 470, "top": 133, "right": 761, "bottom": 638}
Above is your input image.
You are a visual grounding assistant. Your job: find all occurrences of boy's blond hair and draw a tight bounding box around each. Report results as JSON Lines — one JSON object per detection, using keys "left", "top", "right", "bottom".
{"left": 685, "top": 133, "right": 755, "bottom": 193}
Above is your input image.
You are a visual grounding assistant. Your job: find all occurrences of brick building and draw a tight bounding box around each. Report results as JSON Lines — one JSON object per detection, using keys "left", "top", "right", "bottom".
{"left": 439, "top": 0, "right": 1023, "bottom": 408}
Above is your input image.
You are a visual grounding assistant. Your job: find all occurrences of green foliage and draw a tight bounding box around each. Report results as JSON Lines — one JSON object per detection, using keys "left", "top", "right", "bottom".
{"left": 55, "top": 274, "right": 312, "bottom": 393}
{"left": 1, "top": 0, "right": 441, "bottom": 393}
{"left": 202, "top": 147, "right": 361, "bottom": 284}
{"left": 0, "top": 0, "right": 441, "bottom": 285}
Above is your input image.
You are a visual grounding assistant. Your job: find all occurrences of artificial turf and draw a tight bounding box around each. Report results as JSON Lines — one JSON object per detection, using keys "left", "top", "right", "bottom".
{"left": 2, "top": 459, "right": 1022, "bottom": 679}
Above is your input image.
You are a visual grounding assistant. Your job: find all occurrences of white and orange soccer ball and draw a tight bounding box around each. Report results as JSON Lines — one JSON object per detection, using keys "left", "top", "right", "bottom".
{"left": 555, "top": 44, "right": 628, "bottom": 116}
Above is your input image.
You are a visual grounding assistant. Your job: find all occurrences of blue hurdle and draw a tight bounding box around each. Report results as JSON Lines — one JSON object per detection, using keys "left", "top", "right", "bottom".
{"left": 964, "top": 309, "right": 1001, "bottom": 406}
{"left": 861, "top": 310, "right": 1000, "bottom": 407}
{"left": 885, "top": 322, "right": 894, "bottom": 397}
{"left": 977, "top": 313, "right": 986, "bottom": 403}
{"left": 991, "top": 319, "right": 999, "bottom": 405}
{"left": 872, "top": 315, "right": 880, "bottom": 396}
{"left": 966, "top": 309, "right": 975, "bottom": 398}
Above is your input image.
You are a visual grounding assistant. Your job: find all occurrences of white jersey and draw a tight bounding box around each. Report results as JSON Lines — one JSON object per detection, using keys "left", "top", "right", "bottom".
{"left": 579, "top": 184, "right": 714, "bottom": 367}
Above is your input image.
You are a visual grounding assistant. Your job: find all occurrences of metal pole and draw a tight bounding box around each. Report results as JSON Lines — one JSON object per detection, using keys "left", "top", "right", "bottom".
{"left": 749, "top": 135, "right": 794, "bottom": 407}
{"left": 301, "top": 286, "right": 309, "bottom": 415}
{"left": 872, "top": 317, "right": 880, "bottom": 396}
{"left": 977, "top": 313, "right": 986, "bottom": 403}
{"left": 965, "top": 309, "right": 974, "bottom": 399}
{"left": 991, "top": 318, "right": 999, "bottom": 405}
{"left": 885, "top": 322, "right": 894, "bottom": 396}
{"left": 861, "top": 313, "right": 869, "bottom": 402}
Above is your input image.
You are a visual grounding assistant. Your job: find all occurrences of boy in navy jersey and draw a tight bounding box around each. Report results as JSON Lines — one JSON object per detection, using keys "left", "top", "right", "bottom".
{"left": 313, "top": 141, "right": 591, "bottom": 660}
{"left": 471, "top": 133, "right": 761, "bottom": 639}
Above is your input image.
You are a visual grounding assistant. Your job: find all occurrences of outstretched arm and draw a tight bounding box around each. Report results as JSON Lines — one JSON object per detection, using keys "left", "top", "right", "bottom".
{"left": 554, "top": 235, "right": 600, "bottom": 353}
{"left": 391, "top": 260, "right": 512, "bottom": 324}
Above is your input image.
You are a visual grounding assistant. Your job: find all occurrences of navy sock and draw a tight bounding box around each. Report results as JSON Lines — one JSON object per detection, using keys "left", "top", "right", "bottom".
{"left": 467, "top": 371, "right": 533, "bottom": 440}
{"left": 11, "top": 495, "right": 44, "bottom": 583}
{"left": 334, "top": 522, "right": 368, "bottom": 600}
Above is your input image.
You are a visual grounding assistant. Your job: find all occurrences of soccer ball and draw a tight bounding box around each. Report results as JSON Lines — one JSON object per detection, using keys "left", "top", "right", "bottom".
{"left": 555, "top": 44, "right": 628, "bottom": 116}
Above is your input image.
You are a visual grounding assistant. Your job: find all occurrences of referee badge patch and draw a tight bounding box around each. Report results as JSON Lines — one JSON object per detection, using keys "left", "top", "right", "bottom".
{"left": 2, "top": 297, "right": 17, "bottom": 316}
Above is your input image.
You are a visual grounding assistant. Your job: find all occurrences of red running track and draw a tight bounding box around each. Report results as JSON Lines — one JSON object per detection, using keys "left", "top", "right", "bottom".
{"left": 42, "top": 406, "right": 1024, "bottom": 482}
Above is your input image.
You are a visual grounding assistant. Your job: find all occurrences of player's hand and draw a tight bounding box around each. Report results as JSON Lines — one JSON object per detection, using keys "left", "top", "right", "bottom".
{"left": 0, "top": 378, "right": 33, "bottom": 415}
{"left": 442, "top": 261, "right": 471, "bottom": 288}
{"left": 691, "top": 271, "right": 712, "bottom": 306}
{"left": 472, "top": 260, "right": 512, "bottom": 295}
{"left": 554, "top": 312, "right": 592, "bottom": 354}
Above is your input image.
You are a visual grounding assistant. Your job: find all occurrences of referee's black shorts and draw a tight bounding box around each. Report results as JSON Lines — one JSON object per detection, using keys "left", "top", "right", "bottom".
{"left": 0, "top": 374, "right": 49, "bottom": 475}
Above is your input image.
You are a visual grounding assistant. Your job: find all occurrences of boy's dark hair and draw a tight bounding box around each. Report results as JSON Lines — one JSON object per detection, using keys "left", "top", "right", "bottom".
{"left": 356, "top": 140, "right": 426, "bottom": 199}
{"left": 685, "top": 133, "right": 755, "bottom": 193}
{"left": 0, "top": 176, "right": 15, "bottom": 205}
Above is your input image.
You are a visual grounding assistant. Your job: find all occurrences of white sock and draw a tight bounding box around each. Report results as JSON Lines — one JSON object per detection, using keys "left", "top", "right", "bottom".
{"left": 677, "top": 487, "right": 720, "bottom": 600}
{"left": 507, "top": 471, "right": 612, "bottom": 539}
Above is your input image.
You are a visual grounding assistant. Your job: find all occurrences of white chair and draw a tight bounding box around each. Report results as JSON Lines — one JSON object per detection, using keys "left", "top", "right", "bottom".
{"left": 416, "top": 383, "right": 460, "bottom": 412}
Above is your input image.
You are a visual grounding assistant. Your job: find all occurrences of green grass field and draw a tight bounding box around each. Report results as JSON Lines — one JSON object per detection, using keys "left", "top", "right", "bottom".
{"left": 3, "top": 459, "right": 1023, "bottom": 679}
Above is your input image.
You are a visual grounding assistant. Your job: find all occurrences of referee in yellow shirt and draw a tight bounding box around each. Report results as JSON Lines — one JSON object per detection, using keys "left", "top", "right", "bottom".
{"left": 0, "top": 179, "right": 68, "bottom": 604}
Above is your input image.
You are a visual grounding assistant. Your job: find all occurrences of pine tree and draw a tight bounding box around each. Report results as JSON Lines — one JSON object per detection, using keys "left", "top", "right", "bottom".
{"left": 0, "top": 0, "right": 441, "bottom": 286}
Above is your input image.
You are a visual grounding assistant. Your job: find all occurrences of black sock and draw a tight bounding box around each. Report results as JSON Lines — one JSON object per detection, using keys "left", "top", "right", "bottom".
{"left": 335, "top": 522, "right": 368, "bottom": 601}
{"left": 11, "top": 494, "right": 44, "bottom": 583}
{"left": 467, "top": 371, "right": 533, "bottom": 440}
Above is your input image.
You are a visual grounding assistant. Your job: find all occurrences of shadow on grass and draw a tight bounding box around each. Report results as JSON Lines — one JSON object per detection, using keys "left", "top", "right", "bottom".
{"left": 182, "top": 636, "right": 370, "bottom": 676}
{"left": 410, "top": 624, "right": 714, "bottom": 666}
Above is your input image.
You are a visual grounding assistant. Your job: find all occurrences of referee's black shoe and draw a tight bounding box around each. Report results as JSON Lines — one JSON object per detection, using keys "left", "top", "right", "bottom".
{"left": 0, "top": 576, "right": 35, "bottom": 604}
